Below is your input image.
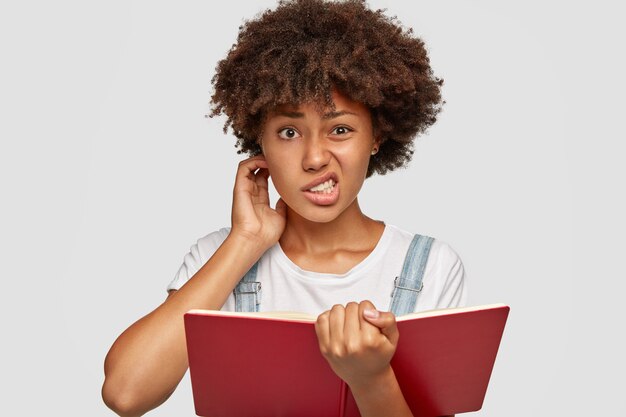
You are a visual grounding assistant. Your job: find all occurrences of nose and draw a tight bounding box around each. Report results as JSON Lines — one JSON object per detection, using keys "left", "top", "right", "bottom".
{"left": 302, "top": 136, "right": 330, "bottom": 172}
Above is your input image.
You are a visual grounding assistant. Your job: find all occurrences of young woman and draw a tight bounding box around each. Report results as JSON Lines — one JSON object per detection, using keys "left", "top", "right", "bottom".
{"left": 103, "top": 1, "right": 466, "bottom": 416}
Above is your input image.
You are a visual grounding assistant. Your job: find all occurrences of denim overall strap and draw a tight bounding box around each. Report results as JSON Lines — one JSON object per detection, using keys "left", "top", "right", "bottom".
{"left": 233, "top": 262, "right": 262, "bottom": 312}
{"left": 389, "top": 234, "right": 434, "bottom": 316}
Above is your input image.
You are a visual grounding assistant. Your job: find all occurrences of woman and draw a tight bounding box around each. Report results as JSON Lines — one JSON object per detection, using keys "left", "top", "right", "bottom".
{"left": 103, "top": 1, "right": 466, "bottom": 416}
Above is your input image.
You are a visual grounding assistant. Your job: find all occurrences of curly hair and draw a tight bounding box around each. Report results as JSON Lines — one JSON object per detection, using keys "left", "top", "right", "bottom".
{"left": 209, "top": 0, "right": 444, "bottom": 177}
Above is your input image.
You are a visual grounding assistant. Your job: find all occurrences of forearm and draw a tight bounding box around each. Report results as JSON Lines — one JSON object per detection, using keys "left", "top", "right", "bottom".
{"left": 348, "top": 366, "right": 413, "bottom": 417}
{"left": 102, "top": 234, "right": 266, "bottom": 416}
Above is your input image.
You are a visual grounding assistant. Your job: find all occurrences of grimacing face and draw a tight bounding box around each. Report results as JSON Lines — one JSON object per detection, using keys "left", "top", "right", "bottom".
{"left": 260, "top": 90, "right": 378, "bottom": 223}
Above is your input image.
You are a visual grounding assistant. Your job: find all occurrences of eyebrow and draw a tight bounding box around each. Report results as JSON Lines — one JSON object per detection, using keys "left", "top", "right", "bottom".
{"left": 275, "top": 111, "right": 305, "bottom": 118}
{"left": 322, "top": 110, "right": 358, "bottom": 120}
{"left": 273, "top": 110, "right": 358, "bottom": 119}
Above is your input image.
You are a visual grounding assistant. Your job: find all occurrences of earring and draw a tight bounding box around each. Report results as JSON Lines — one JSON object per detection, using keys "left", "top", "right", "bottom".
{"left": 371, "top": 148, "right": 378, "bottom": 155}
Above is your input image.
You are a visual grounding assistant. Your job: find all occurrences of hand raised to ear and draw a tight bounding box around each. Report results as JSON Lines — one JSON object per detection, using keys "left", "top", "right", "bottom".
{"left": 231, "top": 155, "right": 286, "bottom": 249}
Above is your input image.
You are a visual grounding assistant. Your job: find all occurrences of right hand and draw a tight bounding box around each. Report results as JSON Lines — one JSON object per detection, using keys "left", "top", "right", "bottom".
{"left": 230, "top": 155, "right": 287, "bottom": 249}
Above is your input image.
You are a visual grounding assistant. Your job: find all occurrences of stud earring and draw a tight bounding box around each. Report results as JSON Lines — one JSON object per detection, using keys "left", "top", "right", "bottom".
{"left": 371, "top": 148, "right": 378, "bottom": 155}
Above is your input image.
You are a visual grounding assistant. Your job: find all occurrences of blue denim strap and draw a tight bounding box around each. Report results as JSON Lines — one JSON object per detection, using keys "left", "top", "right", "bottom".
{"left": 233, "top": 262, "right": 262, "bottom": 312}
{"left": 389, "top": 234, "right": 434, "bottom": 316}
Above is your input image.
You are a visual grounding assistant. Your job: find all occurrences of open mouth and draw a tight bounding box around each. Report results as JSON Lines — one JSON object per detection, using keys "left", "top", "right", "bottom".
{"left": 307, "top": 179, "right": 336, "bottom": 194}
{"left": 302, "top": 178, "right": 340, "bottom": 206}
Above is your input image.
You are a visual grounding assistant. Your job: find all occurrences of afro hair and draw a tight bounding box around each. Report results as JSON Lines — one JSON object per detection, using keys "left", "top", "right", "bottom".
{"left": 209, "top": 0, "right": 444, "bottom": 177}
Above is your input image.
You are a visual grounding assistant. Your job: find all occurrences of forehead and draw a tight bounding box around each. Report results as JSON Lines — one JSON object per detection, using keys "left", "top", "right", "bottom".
{"left": 267, "top": 90, "right": 370, "bottom": 119}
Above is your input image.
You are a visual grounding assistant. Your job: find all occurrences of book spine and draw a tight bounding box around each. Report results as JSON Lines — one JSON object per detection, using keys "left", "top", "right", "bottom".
{"left": 338, "top": 380, "right": 348, "bottom": 417}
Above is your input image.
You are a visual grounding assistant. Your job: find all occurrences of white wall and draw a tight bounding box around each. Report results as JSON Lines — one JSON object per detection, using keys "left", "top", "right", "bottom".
{"left": 1, "top": 0, "right": 624, "bottom": 415}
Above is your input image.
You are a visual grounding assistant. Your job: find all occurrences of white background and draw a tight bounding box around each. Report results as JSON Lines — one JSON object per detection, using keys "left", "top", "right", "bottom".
{"left": 1, "top": 0, "right": 624, "bottom": 415}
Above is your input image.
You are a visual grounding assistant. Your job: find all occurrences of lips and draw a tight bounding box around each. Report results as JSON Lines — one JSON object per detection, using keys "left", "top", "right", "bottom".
{"left": 300, "top": 172, "right": 339, "bottom": 191}
{"left": 302, "top": 184, "right": 339, "bottom": 205}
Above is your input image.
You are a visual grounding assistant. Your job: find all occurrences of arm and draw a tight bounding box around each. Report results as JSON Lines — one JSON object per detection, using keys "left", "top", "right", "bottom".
{"left": 349, "top": 365, "right": 413, "bottom": 417}
{"left": 102, "top": 234, "right": 267, "bottom": 416}
{"left": 102, "top": 156, "right": 286, "bottom": 417}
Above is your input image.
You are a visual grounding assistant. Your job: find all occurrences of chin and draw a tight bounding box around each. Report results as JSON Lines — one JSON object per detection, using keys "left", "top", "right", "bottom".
{"left": 288, "top": 204, "right": 344, "bottom": 224}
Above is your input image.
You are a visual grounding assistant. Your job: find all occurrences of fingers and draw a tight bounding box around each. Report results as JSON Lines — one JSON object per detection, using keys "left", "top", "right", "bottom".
{"left": 316, "top": 302, "right": 394, "bottom": 355}
{"left": 316, "top": 304, "right": 353, "bottom": 356}
{"left": 235, "top": 155, "right": 272, "bottom": 192}
{"left": 343, "top": 302, "right": 362, "bottom": 355}
{"left": 343, "top": 301, "right": 360, "bottom": 331}
{"left": 237, "top": 155, "right": 268, "bottom": 170}
{"left": 235, "top": 155, "right": 269, "bottom": 186}
{"left": 329, "top": 304, "right": 345, "bottom": 347}
{"left": 315, "top": 301, "right": 399, "bottom": 385}
{"left": 361, "top": 300, "right": 399, "bottom": 346}
{"left": 255, "top": 167, "right": 270, "bottom": 189}
{"left": 233, "top": 156, "right": 271, "bottom": 205}
{"left": 254, "top": 168, "right": 270, "bottom": 203}
{"left": 315, "top": 310, "right": 330, "bottom": 353}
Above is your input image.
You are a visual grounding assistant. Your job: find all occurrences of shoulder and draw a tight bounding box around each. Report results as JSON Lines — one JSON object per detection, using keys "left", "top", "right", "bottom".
{"left": 167, "top": 227, "right": 231, "bottom": 293}
{"left": 429, "top": 239, "right": 463, "bottom": 269}
{"left": 386, "top": 224, "right": 462, "bottom": 266}
{"left": 387, "top": 224, "right": 467, "bottom": 307}
{"left": 182, "top": 227, "right": 231, "bottom": 265}
{"left": 424, "top": 239, "right": 467, "bottom": 308}
{"left": 195, "top": 227, "right": 231, "bottom": 251}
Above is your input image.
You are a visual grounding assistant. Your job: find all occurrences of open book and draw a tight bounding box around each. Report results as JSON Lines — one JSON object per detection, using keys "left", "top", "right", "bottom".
{"left": 184, "top": 304, "right": 509, "bottom": 417}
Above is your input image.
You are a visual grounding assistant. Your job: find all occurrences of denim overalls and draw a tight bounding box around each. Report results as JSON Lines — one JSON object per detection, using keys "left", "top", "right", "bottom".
{"left": 233, "top": 234, "right": 434, "bottom": 316}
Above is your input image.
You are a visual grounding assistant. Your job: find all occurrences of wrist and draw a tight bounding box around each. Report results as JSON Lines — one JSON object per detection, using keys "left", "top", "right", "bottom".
{"left": 225, "top": 230, "right": 273, "bottom": 257}
{"left": 347, "top": 365, "right": 396, "bottom": 395}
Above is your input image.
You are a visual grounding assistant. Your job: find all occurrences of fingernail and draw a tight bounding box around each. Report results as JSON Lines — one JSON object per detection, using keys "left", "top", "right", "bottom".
{"left": 363, "top": 308, "right": 380, "bottom": 319}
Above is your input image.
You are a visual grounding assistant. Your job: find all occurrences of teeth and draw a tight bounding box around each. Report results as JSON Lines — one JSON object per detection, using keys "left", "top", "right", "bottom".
{"left": 309, "top": 179, "right": 335, "bottom": 193}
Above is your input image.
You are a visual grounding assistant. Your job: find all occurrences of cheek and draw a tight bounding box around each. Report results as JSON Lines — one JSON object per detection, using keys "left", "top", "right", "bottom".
{"left": 265, "top": 158, "right": 295, "bottom": 197}
{"left": 334, "top": 146, "right": 372, "bottom": 176}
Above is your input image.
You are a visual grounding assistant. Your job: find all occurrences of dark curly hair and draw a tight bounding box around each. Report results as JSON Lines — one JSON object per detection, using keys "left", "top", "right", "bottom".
{"left": 209, "top": 0, "right": 444, "bottom": 177}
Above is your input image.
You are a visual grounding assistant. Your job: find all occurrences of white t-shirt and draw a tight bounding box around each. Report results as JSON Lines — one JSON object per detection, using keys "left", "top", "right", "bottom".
{"left": 167, "top": 224, "right": 467, "bottom": 316}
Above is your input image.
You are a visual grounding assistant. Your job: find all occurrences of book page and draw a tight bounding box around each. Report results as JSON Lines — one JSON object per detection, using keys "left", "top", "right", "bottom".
{"left": 186, "top": 309, "right": 317, "bottom": 321}
{"left": 186, "top": 303, "right": 507, "bottom": 322}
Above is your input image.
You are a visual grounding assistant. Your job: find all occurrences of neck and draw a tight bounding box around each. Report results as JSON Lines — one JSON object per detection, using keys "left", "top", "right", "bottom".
{"left": 279, "top": 199, "right": 383, "bottom": 254}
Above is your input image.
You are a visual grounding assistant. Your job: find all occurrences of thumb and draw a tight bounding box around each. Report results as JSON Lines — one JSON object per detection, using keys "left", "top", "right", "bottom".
{"left": 363, "top": 308, "right": 399, "bottom": 346}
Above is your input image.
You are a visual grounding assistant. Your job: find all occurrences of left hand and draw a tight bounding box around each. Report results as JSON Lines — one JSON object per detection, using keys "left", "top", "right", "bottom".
{"left": 314, "top": 300, "right": 400, "bottom": 388}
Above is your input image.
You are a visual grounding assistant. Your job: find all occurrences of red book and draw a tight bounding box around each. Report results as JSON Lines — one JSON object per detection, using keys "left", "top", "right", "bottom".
{"left": 184, "top": 304, "right": 509, "bottom": 417}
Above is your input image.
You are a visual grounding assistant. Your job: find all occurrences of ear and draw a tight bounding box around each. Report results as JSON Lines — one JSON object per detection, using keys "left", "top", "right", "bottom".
{"left": 371, "top": 137, "right": 381, "bottom": 155}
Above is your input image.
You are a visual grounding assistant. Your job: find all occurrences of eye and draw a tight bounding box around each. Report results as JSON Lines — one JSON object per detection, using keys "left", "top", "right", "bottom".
{"left": 331, "top": 126, "right": 353, "bottom": 135}
{"left": 277, "top": 127, "right": 301, "bottom": 140}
